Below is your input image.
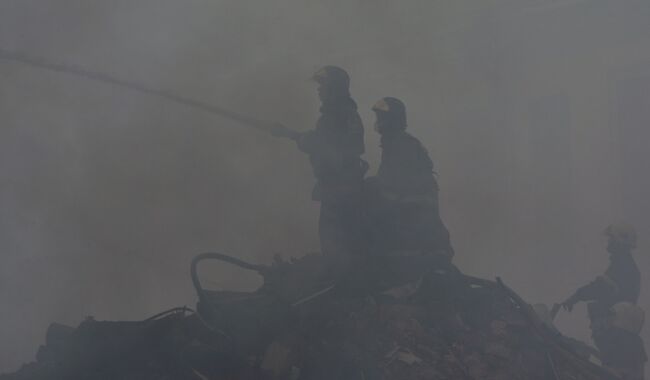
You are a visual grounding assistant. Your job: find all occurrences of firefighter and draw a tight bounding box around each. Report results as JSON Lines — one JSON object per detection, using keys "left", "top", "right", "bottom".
{"left": 561, "top": 223, "right": 647, "bottom": 379}
{"left": 272, "top": 66, "right": 367, "bottom": 260}
{"left": 365, "top": 97, "right": 453, "bottom": 260}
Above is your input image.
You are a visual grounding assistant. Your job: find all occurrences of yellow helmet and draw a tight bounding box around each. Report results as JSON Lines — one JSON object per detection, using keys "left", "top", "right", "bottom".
{"left": 371, "top": 97, "right": 407, "bottom": 129}
{"left": 603, "top": 222, "right": 637, "bottom": 249}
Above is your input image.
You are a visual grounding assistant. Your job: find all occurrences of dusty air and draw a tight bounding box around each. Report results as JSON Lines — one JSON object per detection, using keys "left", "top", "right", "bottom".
{"left": 0, "top": 1, "right": 649, "bottom": 380}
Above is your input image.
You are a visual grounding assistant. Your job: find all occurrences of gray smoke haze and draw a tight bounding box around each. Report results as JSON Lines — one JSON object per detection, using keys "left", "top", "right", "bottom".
{"left": 2, "top": 0, "right": 650, "bottom": 372}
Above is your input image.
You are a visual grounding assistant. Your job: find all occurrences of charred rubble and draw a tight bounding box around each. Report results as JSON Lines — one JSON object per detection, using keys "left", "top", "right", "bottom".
{"left": 1, "top": 252, "right": 619, "bottom": 380}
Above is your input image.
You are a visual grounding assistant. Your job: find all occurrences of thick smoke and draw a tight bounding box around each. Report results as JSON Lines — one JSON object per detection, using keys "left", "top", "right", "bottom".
{"left": 1, "top": 0, "right": 650, "bottom": 372}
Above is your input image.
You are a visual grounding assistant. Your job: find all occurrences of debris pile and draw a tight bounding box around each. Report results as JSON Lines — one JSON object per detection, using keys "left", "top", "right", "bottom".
{"left": 1, "top": 254, "right": 618, "bottom": 380}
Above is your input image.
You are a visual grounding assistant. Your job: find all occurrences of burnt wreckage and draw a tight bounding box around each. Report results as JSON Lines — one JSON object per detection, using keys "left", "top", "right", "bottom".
{"left": 2, "top": 251, "right": 619, "bottom": 380}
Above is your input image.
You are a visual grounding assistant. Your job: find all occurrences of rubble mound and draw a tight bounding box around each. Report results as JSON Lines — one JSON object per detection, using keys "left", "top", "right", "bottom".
{"left": 1, "top": 254, "right": 618, "bottom": 380}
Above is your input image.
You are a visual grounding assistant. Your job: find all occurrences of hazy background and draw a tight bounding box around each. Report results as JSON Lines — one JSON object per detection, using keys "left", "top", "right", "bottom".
{"left": 1, "top": 0, "right": 650, "bottom": 372}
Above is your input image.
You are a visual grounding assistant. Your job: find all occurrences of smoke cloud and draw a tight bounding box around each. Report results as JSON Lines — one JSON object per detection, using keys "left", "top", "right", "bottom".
{"left": 1, "top": 0, "right": 650, "bottom": 372}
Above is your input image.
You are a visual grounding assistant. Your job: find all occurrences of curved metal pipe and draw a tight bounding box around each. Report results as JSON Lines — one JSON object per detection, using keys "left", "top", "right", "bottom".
{"left": 190, "top": 252, "right": 267, "bottom": 303}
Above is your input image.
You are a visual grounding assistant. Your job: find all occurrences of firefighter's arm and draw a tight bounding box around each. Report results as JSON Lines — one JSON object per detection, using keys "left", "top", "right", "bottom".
{"left": 295, "top": 130, "right": 319, "bottom": 153}
{"left": 295, "top": 131, "right": 345, "bottom": 167}
{"left": 562, "top": 275, "right": 617, "bottom": 312}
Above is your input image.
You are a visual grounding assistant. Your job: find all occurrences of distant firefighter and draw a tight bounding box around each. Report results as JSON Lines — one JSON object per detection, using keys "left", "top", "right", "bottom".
{"left": 365, "top": 97, "right": 453, "bottom": 261}
{"left": 272, "top": 66, "right": 367, "bottom": 259}
{"left": 561, "top": 223, "right": 647, "bottom": 379}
